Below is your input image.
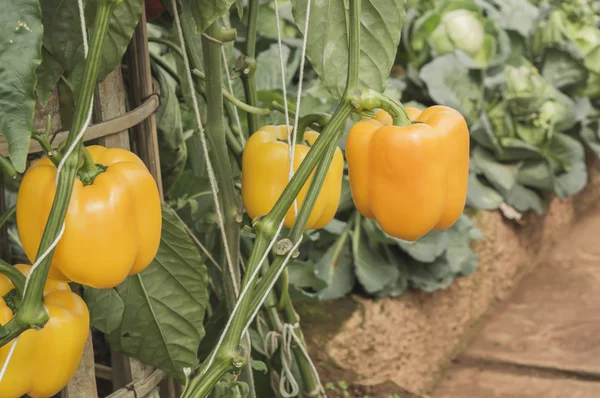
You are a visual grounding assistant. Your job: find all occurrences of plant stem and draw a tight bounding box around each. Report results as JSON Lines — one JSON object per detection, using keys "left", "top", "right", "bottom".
{"left": 148, "top": 37, "right": 184, "bottom": 58}
{"left": 241, "top": 0, "right": 260, "bottom": 134}
{"left": 31, "top": 132, "right": 62, "bottom": 166}
{"left": 296, "top": 113, "right": 330, "bottom": 144}
{"left": 0, "top": 205, "right": 16, "bottom": 230}
{"left": 0, "top": 260, "right": 25, "bottom": 297}
{"left": 202, "top": 21, "right": 254, "bottom": 396}
{"left": 183, "top": 0, "right": 364, "bottom": 395}
{"left": 192, "top": 69, "right": 270, "bottom": 116}
{"left": 0, "top": 156, "right": 16, "bottom": 179}
{"left": 353, "top": 88, "right": 411, "bottom": 126}
{"left": 0, "top": 0, "right": 115, "bottom": 345}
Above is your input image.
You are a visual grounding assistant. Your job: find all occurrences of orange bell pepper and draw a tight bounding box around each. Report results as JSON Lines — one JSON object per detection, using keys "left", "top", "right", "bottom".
{"left": 346, "top": 106, "right": 470, "bottom": 240}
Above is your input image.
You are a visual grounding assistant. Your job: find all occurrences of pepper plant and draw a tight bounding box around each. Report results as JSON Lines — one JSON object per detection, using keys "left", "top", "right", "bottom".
{"left": 2, "top": 0, "right": 558, "bottom": 396}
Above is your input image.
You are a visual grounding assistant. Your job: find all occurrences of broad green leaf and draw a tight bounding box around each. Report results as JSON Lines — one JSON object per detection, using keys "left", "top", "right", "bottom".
{"left": 516, "top": 160, "right": 554, "bottom": 191}
{"left": 407, "top": 257, "right": 455, "bottom": 293}
{"left": 445, "top": 215, "right": 480, "bottom": 275}
{"left": 395, "top": 229, "right": 449, "bottom": 263}
{"left": 0, "top": 0, "right": 43, "bottom": 172}
{"left": 540, "top": 48, "right": 589, "bottom": 92}
{"left": 287, "top": 259, "right": 328, "bottom": 293}
{"left": 84, "top": 287, "right": 124, "bottom": 335}
{"left": 42, "top": 0, "right": 143, "bottom": 94}
{"left": 466, "top": 172, "right": 503, "bottom": 210}
{"left": 554, "top": 160, "right": 587, "bottom": 198}
{"left": 313, "top": 231, "right": 355, "bottom": 300}
{"left": 419, "top": 53, "right": 483, "bottom": 124}
{"left": 255, "top": 43, "right": 301, "bottom": 91}
{"left": 471, "top": 146, "right": 516, "bottom": 194}
{"left": 548, "top": 133, "right": 587, "bottom": 198}
{"left": 291, "top": 0, "right": 406, "bottom": 99}
{"left": 483, "top": 0, "right": 539, "bottom": 38}
{"left": 189, "top": 0, "right": 236, "bottom": 34}
{"left": 352, "top": 226, "right": 399, "bottom": 294}
{"left": 505, "top": 183, "right": 545, "bottom": 215}
{"left": 107, "top": 205, "right": 209, "bottom": 379}
{"left": 581, "top": 125, "right": 600, "bottom": 157}
{"left": 36, "top": 48, "right": 64, "bottom": 106}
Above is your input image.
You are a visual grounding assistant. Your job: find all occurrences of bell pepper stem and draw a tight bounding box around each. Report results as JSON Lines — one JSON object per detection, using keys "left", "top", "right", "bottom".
{"left": 0, "top": 261, "right": 25, "bottom": 297}
{"left": 353, "top": 88, "right": 412, "bottom": 126}
{"left": 184, "top": 0, "right": 363, "bottom": 395}
{"left": 295, "top": 113, "right": 330, "bottom": 144}
{"left": 5, "top": 0, "right": 116, "bottom": 342}
{"left": 241, "top": 0, "right": 260, "bottom": 134}
{"left": 77, "top": 146, "right": 105, "bottom": 184}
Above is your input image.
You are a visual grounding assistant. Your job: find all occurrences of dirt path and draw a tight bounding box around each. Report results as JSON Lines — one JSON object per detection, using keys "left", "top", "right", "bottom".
{"left": 432, "top": 204, "right": 600, "bottom": 397}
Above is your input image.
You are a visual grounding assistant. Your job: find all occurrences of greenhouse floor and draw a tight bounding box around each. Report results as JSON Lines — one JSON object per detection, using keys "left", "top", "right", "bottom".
{"left": 432, "top": 204, "right": 600, "bottom": 397}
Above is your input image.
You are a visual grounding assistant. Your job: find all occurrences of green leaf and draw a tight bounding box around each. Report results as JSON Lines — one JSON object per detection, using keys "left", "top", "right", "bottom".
{"left": 466, "top": 172, "right": 503, "bottom": 210}
{"left": 395, "top": 230, "right": 449, "bottom": 263}
{"left": 540, "top": 48, "right": 589, "bottom": 92}
{"left": 504, "top": 183, "right": 545, "bottom": 215}
{"left": 255, "top": 43, "right": 301, "bottom": 91}
{"left": 516, "top": 160, "right": 554, "bottom": 191}
{"left": 252, "top": 360, "right": 268, "bottom": 374}
{"left": 0, "top": 0, "right": 43, "bottom": 172}
{"left": 106, "top": 204, "right": 209, "bottom": 380}
{"left": 484, "top": 0, "right": 539, "bottom": 38}
{"left": 419, "top": 53, "right": 483, "bottom": 124}
{"left": 445, "top": 215, "right": 479, "bottom": 275}
{"left": 36, "top": 48, "right": 64, "bottom": 106}
{"left": 313, "top": 231, "right": 355, "bottom": 300}
{"left": 471, "top": 146, "right": 516, "bottom": 194}
{"left": 189, "top": 0, "right": 236, "bottom": 34}
{"left": 407, "top": 256, "right": 455, "bottom": 293}
{"left": 352, "top": 225, "right": 400, "bottom": 294}
{"left": 83, "top": 287, "right": 124, "bottom": 335}
{"left": 291, "top": 0, "right": 406, "bottom": 99}
{"left": 581, "top": 124, "right": 600, "bottom": 157}
{"left": 156, "top": 69, "right": 187, "bottom": 192}
{"left": 210, "top": 374, "right": 249, "bottom": 398}
{"left": 42, "top": 0, "right": 143, "bottom": 95}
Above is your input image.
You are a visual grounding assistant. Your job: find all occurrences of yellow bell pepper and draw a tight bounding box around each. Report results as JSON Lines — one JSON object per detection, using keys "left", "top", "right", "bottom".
{"left": 0, "top": 265, "right": 90, "bottom": 398}
{"left": 346, "top": 107, "right": 470, "bottom": 241}
{"left": 242, "top": 125, "right": 344, "bottom": 229}
{"left": 16, "top": 145, "right": 162, "bottom": 288}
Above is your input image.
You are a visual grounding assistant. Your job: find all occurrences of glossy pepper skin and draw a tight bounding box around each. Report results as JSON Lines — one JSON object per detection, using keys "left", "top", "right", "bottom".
{"left": 242, "top": 125, "right": 344, "bottom": 229}
{"left": 0, "top": 265, "right": 90, "bottom": 398}
{"left": 17, "top": 145, "right": 162, "bottom": 288}
{"left": 346, "top": 106, "right": 469, "bottom": 241}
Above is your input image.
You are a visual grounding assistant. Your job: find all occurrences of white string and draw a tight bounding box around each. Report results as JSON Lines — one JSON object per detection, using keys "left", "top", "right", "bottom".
{"left": 169, "top": 0, "right": 293, "bottom": 376}
{"left": 279, "top": 324, "right": 300, "bottom": 397}
{"left": 200, "top": 219, "right": 285, "bottom": 374}
{"left": 271, "top": 1, "right": 325, "bottom": 396}
{"left": 0, "top": 0, "right": 93, "bottom": 384}
{"left": 220, "top": 47, "right": 245, "bottom": 146}
{"left": 273, "top": 0, "right": 298, "bottom": 217}
{"left": 240, "top": 237, "right": 303, "bottom": 338}
{"left": 170, "top": 0, "right": 240, "bottom": 298}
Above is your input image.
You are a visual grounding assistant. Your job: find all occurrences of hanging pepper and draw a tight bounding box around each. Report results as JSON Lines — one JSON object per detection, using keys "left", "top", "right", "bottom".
{"left": 0, "top": 264, "right": 90, "bottom": 398}
{"left": 346, "top": 106, "right": 470, "bottom": 241}
{"left": 242, "top": 125, "right": 344, "bottom": 229}
{"left": 16, "top": 145, "right": 162, "bottom": 289}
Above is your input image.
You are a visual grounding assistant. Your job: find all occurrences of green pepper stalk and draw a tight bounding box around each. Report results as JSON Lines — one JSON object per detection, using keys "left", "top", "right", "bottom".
{"left": 181, "top": 0, "right": 364, "bottom": 396}
{"left": 0, "top": 0, "right": 117, "bottom": 346}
